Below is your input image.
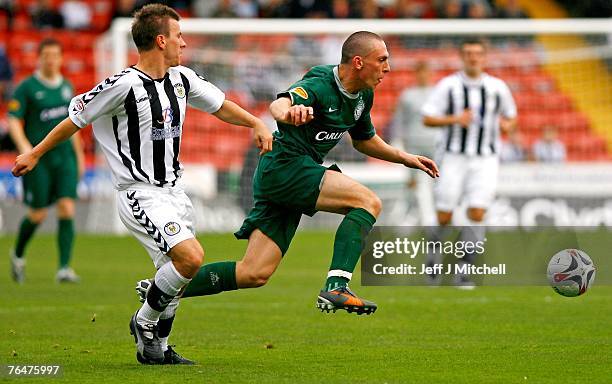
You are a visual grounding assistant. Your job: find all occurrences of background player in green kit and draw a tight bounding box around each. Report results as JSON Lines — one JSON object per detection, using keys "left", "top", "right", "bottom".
{"left": 8, "top": 38, "right": 84, "bottom": 284}
{"left": 136, "top": 31, "right": 440, "bottom": 315}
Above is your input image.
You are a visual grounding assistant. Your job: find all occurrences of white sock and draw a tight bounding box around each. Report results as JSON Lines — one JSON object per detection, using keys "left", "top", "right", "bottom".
{"left": 137, "top": 262, "right": 190, "bottom": 326}
{"left": 155, "top": 262, "right": 191, "bottom": 296}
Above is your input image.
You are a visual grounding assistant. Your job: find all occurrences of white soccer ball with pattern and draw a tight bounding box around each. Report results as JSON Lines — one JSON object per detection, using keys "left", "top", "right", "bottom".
{"left": 547, "top": 249, "right": 596, "bottom": 297}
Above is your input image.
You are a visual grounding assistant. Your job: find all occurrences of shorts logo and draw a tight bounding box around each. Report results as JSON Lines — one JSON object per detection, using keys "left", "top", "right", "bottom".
{"left": 354, "top": 98, "right": 365, "bottom": 120}
{"left": 164, "top": 222, "right": 181, "bottom": 236}
{"left": 174, "top": 83, "right": 186, "bottom": 98}
{"left": 290, "top": 87, "right": 308, "bottom": 100}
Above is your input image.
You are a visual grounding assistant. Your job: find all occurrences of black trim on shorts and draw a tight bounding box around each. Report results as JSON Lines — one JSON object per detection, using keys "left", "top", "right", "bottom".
{"left": 126, "top": 191, "right": 170, "bottom": 254}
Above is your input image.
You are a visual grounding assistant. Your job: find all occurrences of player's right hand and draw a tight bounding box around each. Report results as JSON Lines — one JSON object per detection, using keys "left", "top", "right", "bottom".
{"left": 12, "top": 152, "right": 39, "bottom": 177}
{"left": 286, "top": 105, "right": 314, "bottom": 126}
{"left": 457, "top": 109, "right": 473, "bottom": 128}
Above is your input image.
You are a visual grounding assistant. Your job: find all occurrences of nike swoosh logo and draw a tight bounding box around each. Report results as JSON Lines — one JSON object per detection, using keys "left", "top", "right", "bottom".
{"left": 328, "top": 107, "right": 338, "bottom": 112}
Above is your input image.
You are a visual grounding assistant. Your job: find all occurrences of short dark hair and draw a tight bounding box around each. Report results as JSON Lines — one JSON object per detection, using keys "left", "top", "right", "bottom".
{"left": 38, "top": 38, "right": 62, "bottom": 54}
{"left": 131, "top": 4, "right": 180, "bottom": 52}
{"left": 460, "top": 37, "right": 488, "bottom": 52}
{"left": 341, "top": 31, "right": 384, "bottom": 64}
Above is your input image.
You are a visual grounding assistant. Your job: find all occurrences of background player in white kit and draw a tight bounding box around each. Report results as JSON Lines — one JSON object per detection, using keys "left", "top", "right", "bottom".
{"left": 12, "top": 4, "right": 272, "bottom": 365}
{"left": 421, "top": 38, "right": 517, "bottom": 287}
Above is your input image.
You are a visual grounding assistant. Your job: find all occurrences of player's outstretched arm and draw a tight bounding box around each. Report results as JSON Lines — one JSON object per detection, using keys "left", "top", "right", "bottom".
{"left": 12, "top": 117, "right": 79, "bottom": 177}
{"left": 269, "top": 97, "right": 314, "bottom": 126}
{"left": 353, "top": 134, "right": 440, "bottom": 178}
{"left": 71, "top": 131, "right": 86, "bottom": 179}
{"left": 213, "top": 100, "right": 273, "bottom": 154}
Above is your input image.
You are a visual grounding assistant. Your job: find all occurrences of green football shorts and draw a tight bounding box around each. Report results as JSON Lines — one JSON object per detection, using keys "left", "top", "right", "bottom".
{"left": 235, "top": 150, "right": 339, "bottom": 255}
{"left": 22, "top": 154, "right": 78, "bottom": 209}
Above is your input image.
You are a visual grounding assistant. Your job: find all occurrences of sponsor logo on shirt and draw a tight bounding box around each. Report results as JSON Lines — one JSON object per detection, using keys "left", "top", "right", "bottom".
{"left": 315, "top": 131, "right": 346, "bottom": 141}
{"left": 158, "top": 107, "right": 174, "bottom": 125}
{"left": 40, "top": 106, "right": 68, "bottom": 122}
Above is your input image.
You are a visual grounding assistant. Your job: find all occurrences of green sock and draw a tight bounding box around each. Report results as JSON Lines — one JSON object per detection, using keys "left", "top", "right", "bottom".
{"left": 15, "top": 217, "right": 39, "bottom": 258}
{"left": 325, "top": 208, "right": 376, "bottom": 291}
{"left": 58, "top": 219, "right": 74, "bottom": 268}
{"left": 182, "top": 261, "right": 237, "bottom": 298}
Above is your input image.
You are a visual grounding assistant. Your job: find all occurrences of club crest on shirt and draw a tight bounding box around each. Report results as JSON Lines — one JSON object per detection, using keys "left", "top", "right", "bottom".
{"left": 174, "top": 83, "right": 186, "bottom": 99}
{"left": 354, "top": 98, "right": 365, "bottom": 120}
{"left": 62, "top": 86, "right": 72, "bottom": 101}
{"left": 290, "top": 87, "right": 308, "bottom": 100}
{"left": 164, "top": 222, "right": 181, "bottom": 236}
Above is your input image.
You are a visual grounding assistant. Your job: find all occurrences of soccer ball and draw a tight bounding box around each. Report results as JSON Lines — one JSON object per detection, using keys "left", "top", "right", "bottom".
{"left": 547, "top": 249, "right": 596, "bottom": 297}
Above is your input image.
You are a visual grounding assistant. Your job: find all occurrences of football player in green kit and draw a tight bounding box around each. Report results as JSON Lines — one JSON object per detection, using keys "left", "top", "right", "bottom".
{"left": 137, "top": 31, "right": 439, "bottom": 315}
{"left": 8, "top": 38, "right": 84, "bottom": 284}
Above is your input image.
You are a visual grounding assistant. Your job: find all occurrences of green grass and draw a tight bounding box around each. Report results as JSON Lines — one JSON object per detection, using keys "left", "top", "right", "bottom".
{"left": 1, "top": 232, "right": 610, "bottom": 383}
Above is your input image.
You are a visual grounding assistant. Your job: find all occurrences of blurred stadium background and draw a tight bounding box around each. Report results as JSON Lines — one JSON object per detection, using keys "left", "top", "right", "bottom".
{"left": 2, "top": 3, "right": 612, "bottom": 382}
{"left": 1, "top": 0, "right": 612, "bottom": 233}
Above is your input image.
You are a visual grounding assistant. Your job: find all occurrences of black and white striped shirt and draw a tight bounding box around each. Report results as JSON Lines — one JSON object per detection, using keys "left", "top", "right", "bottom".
{"left": 421, "top": 71, "right": 516, "bottom": 156}
{"left": 68, "top": 66, "right": 225, "bottom": 188}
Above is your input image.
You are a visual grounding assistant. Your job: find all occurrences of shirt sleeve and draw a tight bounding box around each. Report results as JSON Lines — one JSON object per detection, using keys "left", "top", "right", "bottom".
{"left": 421, "top": 79, "right": 450, "bottom": 118}
{"left": 7, "top": 82, "right": 27, "bottom": 119}
{"left": 349, "top": 92, "right": 376, "bottom": 141}
{"left": 179, "top": 66, "right": 225, "bottom": 113}
{"left": 276, "top": 79, "right": 317, "bottom": 107}
{"left": 499, "top": 80, "right": 517, "bottom": 119}
{"left": 68, "top": 73, "right": 129, "bottom": 129}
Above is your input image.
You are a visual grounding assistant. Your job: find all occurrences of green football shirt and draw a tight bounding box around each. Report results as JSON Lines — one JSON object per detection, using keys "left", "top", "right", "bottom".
{"left": 8, "top": 74, "right": 74, "bottom": 161}
{"left": 275, "top": 65, "right": 376, "bottom": 164}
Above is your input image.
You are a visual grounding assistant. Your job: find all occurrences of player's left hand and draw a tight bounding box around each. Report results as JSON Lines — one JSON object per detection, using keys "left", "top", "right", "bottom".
{"left": 404, "top": 154, "right": 440, "bottom": 178}
{"left": 253, "top": 123, "right": 273, "bottom": 155}
{"left": 12, "top": 152, "right": 40, "bottom": 177}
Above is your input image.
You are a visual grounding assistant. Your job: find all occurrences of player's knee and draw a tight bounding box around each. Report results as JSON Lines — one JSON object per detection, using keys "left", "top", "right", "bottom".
{"left": 187, "top": 248, "right": 204, "bottom": 270}
{"left": 242, "top": 268, "right": 273, "bottom": 288}
{"left": 28, "top": 209, "right": 48, "bottom": 224}
{"left": 437, "top": 211, "right": 452, "bottom": 226}
{"left": 57, "top": 199, "right": 75, "bottom": 218}
{"left": 358, "top": 190, "right": 382, "bottom": 217}
{"left": 369, "top": 194, "right": 383, "bottom": 217}
{"left": 467, "top": 208, "right": 486, "bottom": 222}
{"left": 174, "top": 247, "right": 204, "bottom": 277}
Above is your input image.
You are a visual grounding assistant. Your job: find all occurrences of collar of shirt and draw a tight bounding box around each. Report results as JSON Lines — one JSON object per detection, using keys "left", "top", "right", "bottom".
{"left": 459, "top": 71, "right": 486, "bottom": 87}
{"left": 333, "top": 65, "right": 360, "bottom": 100}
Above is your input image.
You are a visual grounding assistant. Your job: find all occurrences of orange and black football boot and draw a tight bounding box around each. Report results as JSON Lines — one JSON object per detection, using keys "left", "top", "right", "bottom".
{"left": 316, "top": 286, "right": 377, "bottom": 315}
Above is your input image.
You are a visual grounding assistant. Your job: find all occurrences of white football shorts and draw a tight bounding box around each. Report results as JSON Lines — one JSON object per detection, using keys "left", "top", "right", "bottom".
{"left": 433, "top": 152, "right": 499, "bottom": 212}
{"left": 117, "top": 183, "right": 196, "bottom": 269}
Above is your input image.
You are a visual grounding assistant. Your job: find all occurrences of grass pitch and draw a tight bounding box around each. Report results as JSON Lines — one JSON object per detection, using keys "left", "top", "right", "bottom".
{"left": 1, "top": 232, "right": 610, "bottom": 383}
